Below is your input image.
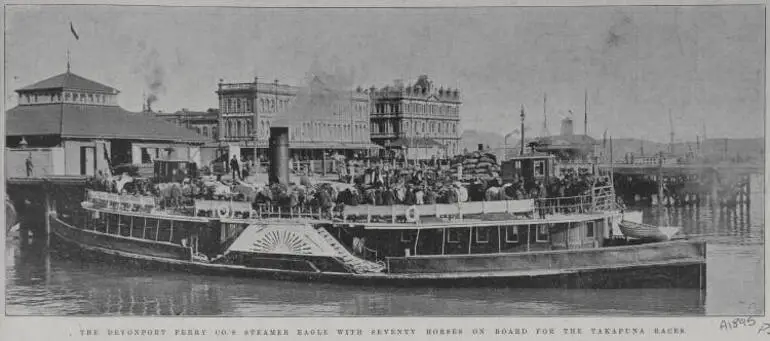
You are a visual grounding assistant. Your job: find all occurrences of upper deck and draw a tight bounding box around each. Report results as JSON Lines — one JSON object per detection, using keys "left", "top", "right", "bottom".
{"left": 81, "top": 185, "right": 618, "bottom": 230}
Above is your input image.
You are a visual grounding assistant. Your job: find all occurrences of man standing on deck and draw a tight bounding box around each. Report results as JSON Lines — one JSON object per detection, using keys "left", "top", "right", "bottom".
{"left": 25, "top": 152, "right": 33, "bottom": 177}
{"left": 230, "top": 155, "right": 240, "bottom": 180}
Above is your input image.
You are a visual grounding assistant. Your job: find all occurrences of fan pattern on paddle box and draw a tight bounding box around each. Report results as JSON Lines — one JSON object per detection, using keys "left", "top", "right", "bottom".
{"left": 250, "top": 229, "right": 315, "bottom": 255}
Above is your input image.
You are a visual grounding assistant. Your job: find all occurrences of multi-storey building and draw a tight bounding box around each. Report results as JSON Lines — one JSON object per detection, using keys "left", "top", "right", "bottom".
{"left": 215, "top": 77, "right": 375, "bottom": 161}
{"left": 369, "top": 75, "right": 462, "bottom": 158}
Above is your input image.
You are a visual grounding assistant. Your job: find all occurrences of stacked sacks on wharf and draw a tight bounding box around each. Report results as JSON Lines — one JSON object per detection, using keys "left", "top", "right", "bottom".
{"left": 449, "top": 151, "right": 501, "bottom": 182}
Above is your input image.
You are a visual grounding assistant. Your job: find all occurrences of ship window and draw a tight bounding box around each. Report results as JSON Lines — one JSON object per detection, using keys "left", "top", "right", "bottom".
{"left": 157, "top": 219, "right": 172, "bottom": 241}
{"left": 130, "top": 217, "right": 144, "bottom": 238}
{"left": 505, "top": 225, "right": 519, "bottom": 243}
{"left": 145, "top": 218, "right": 159, "bottom": 240}
{"left": 534, "top": 160, "right": 545, "bottom": 177}
{"left": 400, "top": 230, "right": 412, "bottom": 243}
{"left": 475, "top": 226, "right": 490, "bottom": 243}
{"left": 118, "top": 215, "right": 131, "bottom": 237}
{"left": 536, "top": 224, "right": 550, "bottom": 242}
{"left": 447, "top": 228, "right": 461, "bottom": 243}
{"left": 586, "top": 221, "right": 595, "bottom": 238}
{"left": 107, "top": 213, "right": 119, "bottom": 235}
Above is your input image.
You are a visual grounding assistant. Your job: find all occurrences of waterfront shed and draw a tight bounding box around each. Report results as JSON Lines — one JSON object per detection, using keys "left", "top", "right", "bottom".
{"left": 5, "top": 70, "right": 211, "bottom": 177}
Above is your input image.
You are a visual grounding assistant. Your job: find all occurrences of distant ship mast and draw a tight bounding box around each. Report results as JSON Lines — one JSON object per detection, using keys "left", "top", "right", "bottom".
{"left": 584, "top": 89, "right": 588, "bottom": 136}
{"left": 669, "top": 110, "right": 675, "bottom": 154}
{"left": 540, "top": 93, "right": 549, "bottom": 137}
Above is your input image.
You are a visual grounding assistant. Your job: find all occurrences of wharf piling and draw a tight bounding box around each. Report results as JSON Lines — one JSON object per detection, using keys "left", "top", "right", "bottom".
{"left": 610, "top": 162, "right": 756, "bottom": 209}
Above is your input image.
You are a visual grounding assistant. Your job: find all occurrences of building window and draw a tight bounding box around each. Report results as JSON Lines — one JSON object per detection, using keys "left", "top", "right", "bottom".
{"left": 505, "top": 225, "right": 519, "bottom": 243}
{"left": 141, "top": 148, "right": 152, "bottom": 163}
{"left": 536, "top": 224, "right": 549, "bottom": 242}
{"left": 202, "top": 127, "right": 209, "bottom": 137}
{"left": 212, "top": 127, "right": 218, "bottom": 139}
{"left": 475, "top": 227, "right": 490, "bottom": 243}
{"left": 586, "top": 221, "right": 595, "bottom": 238}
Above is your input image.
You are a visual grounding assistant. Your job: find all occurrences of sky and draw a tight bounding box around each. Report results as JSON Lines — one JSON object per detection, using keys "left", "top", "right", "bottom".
{"left": 4, "top": 5, "right": 765, "bottom": 142}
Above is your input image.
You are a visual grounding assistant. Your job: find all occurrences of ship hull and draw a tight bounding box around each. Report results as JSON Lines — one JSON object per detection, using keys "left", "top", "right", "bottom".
{"left": 50, "top": 216, "right": 707, "bottom": 289}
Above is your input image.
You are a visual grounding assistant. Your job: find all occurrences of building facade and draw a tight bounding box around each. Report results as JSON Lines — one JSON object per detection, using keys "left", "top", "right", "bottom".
{"left": 215, "top": 77, "right": 375, "bottom": 161}
{"left": 156, "top": 109, "right": 220, "bottom": 140}
{"left": 369, "top": 75, "right": 462, "bottom": 157}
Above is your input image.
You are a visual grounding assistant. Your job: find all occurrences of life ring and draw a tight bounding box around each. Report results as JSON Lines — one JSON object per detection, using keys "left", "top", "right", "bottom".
{"left": 405, "top": 205, "right": 419, "bottom": 223}
{"left": 217, "top": 204, "right": 231, "bottom": 219}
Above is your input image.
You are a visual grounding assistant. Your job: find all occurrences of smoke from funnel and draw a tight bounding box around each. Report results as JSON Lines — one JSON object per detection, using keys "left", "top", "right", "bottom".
{"left": 273, "top": 59, "right": 357, "bottom": 128}
{"left": 135, "top": 47, "right": 166, "bottom": 110}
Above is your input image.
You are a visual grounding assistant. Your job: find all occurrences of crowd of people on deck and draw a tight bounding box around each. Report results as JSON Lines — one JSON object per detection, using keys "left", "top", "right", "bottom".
{"left": 85, "top": 155, "right": 610, "bottom": 218}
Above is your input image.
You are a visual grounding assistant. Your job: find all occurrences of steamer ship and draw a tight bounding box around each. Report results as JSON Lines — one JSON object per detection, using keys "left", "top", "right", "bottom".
{"left": 46, "top": 127, "right": 706, "bottom": 288}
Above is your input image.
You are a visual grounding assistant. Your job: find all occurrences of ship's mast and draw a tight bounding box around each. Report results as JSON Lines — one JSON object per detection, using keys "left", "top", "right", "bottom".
{"left": 584, "top": 89, "right": 588, "bottom": 136}
{"left": 520, "top": 104, "right": 525, "bottom": 155}
{"left": 541, "top": 93, "right": 549, "bottom": 137}
{"left": 669, "top": 110, "right": 675, "bottom": 154}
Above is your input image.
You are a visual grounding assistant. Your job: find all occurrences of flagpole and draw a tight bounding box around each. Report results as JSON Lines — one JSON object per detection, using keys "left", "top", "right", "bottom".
{"left": 519, "top": 104, "right": 525, "bottom": 155}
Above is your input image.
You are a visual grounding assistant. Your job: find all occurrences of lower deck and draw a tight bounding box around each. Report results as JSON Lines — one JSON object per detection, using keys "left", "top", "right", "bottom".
{"left": 49, "top": 212, "right": 707, "bottom": 289}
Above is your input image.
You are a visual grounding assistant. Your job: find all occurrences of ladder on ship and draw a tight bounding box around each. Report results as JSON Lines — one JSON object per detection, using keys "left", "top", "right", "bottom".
{"left": 315, "top": 227, "right": 385, "bottom": 274}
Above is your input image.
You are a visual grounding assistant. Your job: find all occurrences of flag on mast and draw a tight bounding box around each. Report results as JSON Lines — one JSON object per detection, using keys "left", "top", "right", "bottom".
{"left": 70, "top": 22, "right": 80, "bottom": 40}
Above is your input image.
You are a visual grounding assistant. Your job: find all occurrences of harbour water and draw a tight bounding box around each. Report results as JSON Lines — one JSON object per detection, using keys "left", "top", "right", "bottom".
{"left": 5, "top": 175, "right": 764, "bottom": 316}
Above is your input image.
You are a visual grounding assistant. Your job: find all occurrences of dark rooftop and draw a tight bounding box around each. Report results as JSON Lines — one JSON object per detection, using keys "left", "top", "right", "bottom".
{"left": 6, "top": 104, "right": 210, "bottom": 144}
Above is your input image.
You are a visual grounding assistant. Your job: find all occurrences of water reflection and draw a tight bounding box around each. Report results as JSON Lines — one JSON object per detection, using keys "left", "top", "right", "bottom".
{"left": 5, "top": 174, "right": 763, "bottom": 316}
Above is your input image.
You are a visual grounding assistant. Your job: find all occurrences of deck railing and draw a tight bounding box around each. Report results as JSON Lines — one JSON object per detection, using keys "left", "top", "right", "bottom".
{"left": 534, "top": 195, "right": 593, "bottom": 215}
{"left": 86, "top": 190, "right": 157, "bottom": 212}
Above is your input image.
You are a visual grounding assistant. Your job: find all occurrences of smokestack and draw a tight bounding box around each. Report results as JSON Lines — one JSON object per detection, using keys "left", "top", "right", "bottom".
{"left": 478, "top": 144, "right": 484, "bottom": 151}
{"left": 269, "top": 126, "right": 290, "bottom": 185}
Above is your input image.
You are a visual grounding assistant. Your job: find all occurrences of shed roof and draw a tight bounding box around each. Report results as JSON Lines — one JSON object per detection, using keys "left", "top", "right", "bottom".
{"left": 6, "top": 104, "right": 211, "bottom": 144}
